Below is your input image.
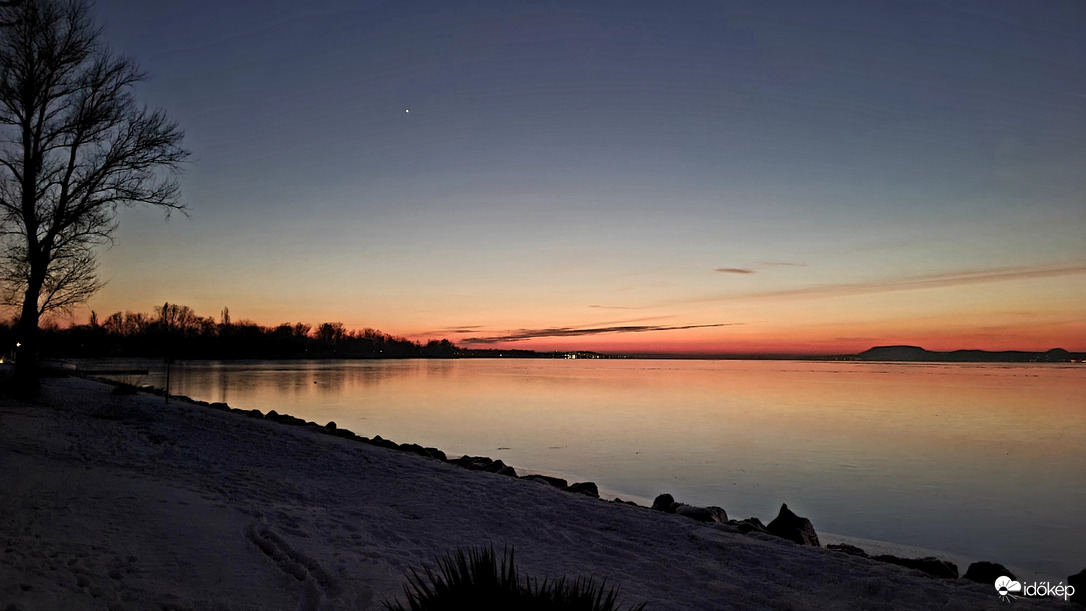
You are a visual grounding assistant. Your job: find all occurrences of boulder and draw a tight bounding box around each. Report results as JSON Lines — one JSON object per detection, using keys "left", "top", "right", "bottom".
{"left": 564, "top": 482, "right": 599, "bottom": 498}
{"left": 962, "top": 561, "right": 1014, "bottom": 585}
{"left": 399, "top": 443, "right": 432, "bottom": 458}
{"left": 675, "top": 505, "right": 728, "bottom": 523}
{"left": 731, "top": 517, "right": 767, "bottom": 535}
{"left": 264, "top": 411, "right": 306, "bottom": 426}
{"left": 451, "top": 455, "right": 497, "bottom": 471}
{"left": 449, "top": 455, "right": 471, "bottom": 468}
{"left": 707, "top": 505, "right": 728, "bottom": 523}
{"left": 328, "top": 428, "right": 358, "bottom": 441}
{"left": 766, "top": 504, "right": 820, "bottom": 546}
{"left": 325, "top": 421, "right": 337, "bottom": 430}
{"left": 424, "top": 447, "right": 447, "bottom": 461}
{"left": 652, "top": 493, "right": 679, "bottom": 513}
{"left": 874, "top": 555, "right": 958, "bottom": 579}
{"left": 1068, "top": 568, "right": 1085, "bottom": 606}
{"left": 369, "top": 435, "right": 399, "bottom": 449}
{"left": 209, "top": 402, "right": 230, "bottom": 411}
{"left": 497, "top": 465, "right": 518, "bottom": 477}
{"left": 522, "top": 475, "right": 568, "bottom": 489}
{"left": 826, "top": 543, "right": 868, "bottom": 558}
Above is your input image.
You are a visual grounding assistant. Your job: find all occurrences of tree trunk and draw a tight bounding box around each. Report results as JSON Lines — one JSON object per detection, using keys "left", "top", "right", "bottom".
{"left": 12, "top": 265, "right": 44, "bottom": 393}
{"left": 12, "top": 56, "right": 41, "bottom": 393}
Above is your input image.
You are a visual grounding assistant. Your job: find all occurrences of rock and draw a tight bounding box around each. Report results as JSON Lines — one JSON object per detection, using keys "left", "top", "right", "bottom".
{"left": 369, "top": 435, "right": 398, "bottom": 449}
{"left": 394, "top": 444, "right": 448, "bottom": 461}
{"left": 496, "top": 465, "right": 518, "bottom": 477}
{"left": 766, "top": 504, "right": 820, "bottom": 546}
{"left": 652, "top": 493, "right": 679, "bottom": 513}
{"left": 451, "top": 455, "right": 497, "bottom": 471}
{"left": 874, "top": 555, "right": 958, "bottom": 579}
{"left": 522, "top": 474, "right": 568, "bottom": 489}
{"left": 826, "top": 543, "right": 868, "bottom": 558}
{"left": 449, "top": 455, "right": 471, "bottom": 468}
{"left": 564, "top": 482, "right": 599, "bottom": 498}
{"left": 731, "top": 517, "right": 767, "bottom": 535}
{"left": 328, "top": 428, "right": 358, "bottom": 440}
{"left": 209, "top": 402, "right": 230, "bottom": 410}
{"left": 675, "top": 505, "right": 728, "bottom": 523}
{"left": 325, "top": 421, "right": 336, "bottom": 430}
{"left": 399, "top": 443, "right": 432, "bottom": 458}
{"left": 1068, "top": 568, "right": 1085, "bottom": 606}
{"left": 612, "top": 498, "right": 641, "bottom": 507}
{"left": 962, "top": 561, "right": 1014, "bottom": 584}
{"left": 283, "top": 414, "right": 307, "bottom": 425}
{"left": 447, "top": 455, "right": 512, "bottom": 471}
{"left": 264, "top": 410, "right": 306, "bottom": 426}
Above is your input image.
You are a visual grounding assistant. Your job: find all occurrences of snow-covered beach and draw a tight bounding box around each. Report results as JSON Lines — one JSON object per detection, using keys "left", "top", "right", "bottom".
{"left": 0, "top": 374, "right": 1052, "bottom": 610}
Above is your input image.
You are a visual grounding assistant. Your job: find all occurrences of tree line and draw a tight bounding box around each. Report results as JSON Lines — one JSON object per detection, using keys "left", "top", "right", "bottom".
{"left": 0, "top": 303, "right": 461, "bottom": 360}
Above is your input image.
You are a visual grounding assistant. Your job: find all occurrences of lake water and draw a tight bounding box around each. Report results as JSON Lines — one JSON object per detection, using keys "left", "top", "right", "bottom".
{"left": 89, "top": 358, "right": 1085, "bottom": 580}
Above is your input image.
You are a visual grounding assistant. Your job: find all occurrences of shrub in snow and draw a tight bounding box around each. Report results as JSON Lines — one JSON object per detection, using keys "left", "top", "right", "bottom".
{"left": 383, "top": 545, "right": 646, "bottom": 611}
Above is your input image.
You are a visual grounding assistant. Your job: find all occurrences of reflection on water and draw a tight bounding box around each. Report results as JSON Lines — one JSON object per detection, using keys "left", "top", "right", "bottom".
{"left": 88, "top": 358, "right": 1085, "bottom": 579}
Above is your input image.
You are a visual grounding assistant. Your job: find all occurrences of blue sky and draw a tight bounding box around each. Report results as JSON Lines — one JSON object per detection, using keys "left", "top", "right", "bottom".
{"left": 82, "top": 0, "right": 1085, "bottom": 352}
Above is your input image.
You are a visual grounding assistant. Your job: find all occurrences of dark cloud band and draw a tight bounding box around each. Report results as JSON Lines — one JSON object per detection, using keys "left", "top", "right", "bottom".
{"left": 461, "top": 322, "right": 739, "bottom": 344}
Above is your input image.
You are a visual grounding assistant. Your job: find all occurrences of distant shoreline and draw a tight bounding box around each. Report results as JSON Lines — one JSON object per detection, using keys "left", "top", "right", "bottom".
{"left": 624, "top": 345, "right": 1085, "bottom": 362}
{"left": 54, "top": 344, "right": 1086, "bottom": 367}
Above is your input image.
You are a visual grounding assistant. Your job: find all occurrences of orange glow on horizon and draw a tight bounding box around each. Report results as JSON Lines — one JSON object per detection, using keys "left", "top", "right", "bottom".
{"left": 71, "top": 269, "right": 1086, "bottom": 356}
{"left": 55, "top": 298, "right": 1086, "bottom": 355}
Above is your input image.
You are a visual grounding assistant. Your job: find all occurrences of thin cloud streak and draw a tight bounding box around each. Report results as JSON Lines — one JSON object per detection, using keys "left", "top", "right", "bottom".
{"left": 419, "top": 325, "right": 485, "bottom": 336}
{"left": 700, "top": 264, "right": 1086, "bottom": 303}
{"left": 714, "top": 262, "right": 807, "bottom": 275}
{"left": 462, "top": 322, "right": 740, "bottom": 344}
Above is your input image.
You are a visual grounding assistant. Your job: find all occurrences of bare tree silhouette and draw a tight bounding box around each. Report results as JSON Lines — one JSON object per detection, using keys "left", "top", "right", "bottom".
{"left": 0, "top": 0, "right": 188, "bottom": 388}
{"left": 0, "top": 2, "right": 22, "bottom": 28}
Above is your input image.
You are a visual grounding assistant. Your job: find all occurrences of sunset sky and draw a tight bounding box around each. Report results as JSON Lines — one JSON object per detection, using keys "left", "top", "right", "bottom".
{"left": 75, "top": 0, "right": 1084, "bottom": 354}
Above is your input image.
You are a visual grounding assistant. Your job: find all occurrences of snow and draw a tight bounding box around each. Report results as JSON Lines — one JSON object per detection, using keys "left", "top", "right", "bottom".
{"left": 0, "top": 374, "right": 1046, "bottom": 610}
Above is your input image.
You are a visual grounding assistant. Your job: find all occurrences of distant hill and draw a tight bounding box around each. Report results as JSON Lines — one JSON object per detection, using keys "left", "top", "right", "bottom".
{"left": 857, "top": 346, "right": 1081, "bottom": 363}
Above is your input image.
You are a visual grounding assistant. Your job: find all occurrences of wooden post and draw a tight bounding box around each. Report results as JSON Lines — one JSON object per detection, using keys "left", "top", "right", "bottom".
{"left": 165, "top": 357, "right": 172, "bottom": 404}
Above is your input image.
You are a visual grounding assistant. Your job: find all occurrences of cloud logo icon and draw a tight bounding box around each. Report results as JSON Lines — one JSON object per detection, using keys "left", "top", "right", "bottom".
{"left": 995, "top": 575, "right": 1022, "bottom": 597}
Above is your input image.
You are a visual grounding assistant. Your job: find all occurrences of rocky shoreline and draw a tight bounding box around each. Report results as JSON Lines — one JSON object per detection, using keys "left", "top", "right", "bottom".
{"left": 112, "top": 375, "right": 1084, "bottom": 605}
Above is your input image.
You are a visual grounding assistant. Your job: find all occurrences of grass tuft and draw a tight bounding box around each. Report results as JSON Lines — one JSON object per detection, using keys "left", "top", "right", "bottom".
{"left": 383, "top": 545, "right": 646, "bottom": 611}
